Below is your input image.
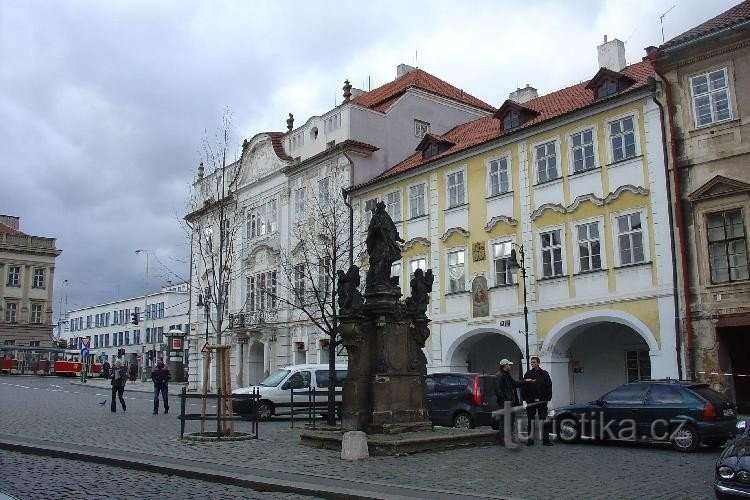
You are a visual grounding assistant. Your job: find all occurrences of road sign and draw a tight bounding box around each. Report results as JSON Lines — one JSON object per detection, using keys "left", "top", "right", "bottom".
{"left": 81, "top": 347, "right": 90, "bottom": 358}
{"left": 82, "top": 337, "right": 91, "bottom": 348}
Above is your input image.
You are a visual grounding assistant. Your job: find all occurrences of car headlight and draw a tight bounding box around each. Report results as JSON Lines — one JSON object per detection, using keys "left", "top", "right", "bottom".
{"left": 718, "top": 466, "right": 734, "bottom": 479}
{"left": 547, "top": 409, "right": 556, "bottom": 418}
{"left": 737, "top": 470, "right": 750, "bottom": 483}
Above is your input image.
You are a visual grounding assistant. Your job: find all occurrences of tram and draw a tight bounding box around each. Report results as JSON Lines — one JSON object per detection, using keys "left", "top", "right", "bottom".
{"left": 0, "top": 346, "right": 102, "bottom": 376}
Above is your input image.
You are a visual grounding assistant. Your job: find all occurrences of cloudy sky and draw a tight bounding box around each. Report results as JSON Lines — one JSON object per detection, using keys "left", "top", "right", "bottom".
{"left": 1, "top": 0, "right": 738, "bottom": 321}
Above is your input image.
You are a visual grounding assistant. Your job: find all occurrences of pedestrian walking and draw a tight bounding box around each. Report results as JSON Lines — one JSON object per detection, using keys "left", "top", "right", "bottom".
{"left": 151, "top": 358, "right": 170, "bottom": 414}
{"left": 101, "top": 359, "right": 111, "bottom": 379}
{"left": 494, "top": 358, "right": 522, "bottom": 444}
{"left": 128, "top": 362, "right": 138, "bottom": 383}
{"left": 110, "top": 360, "right": 127, "bottom": 412}
{"left": 521, "top": 356, "right": 553, "bottom": 446}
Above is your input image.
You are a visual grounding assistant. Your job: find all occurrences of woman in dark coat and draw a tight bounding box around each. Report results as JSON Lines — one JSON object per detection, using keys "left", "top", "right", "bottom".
{"left": 110, "top": 360, "right": 127, "bottom": 412}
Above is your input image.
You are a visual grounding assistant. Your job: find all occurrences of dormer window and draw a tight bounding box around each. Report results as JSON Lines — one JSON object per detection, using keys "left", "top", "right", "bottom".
{"left": 423, "top": 142, "right": 439, "bottom": 159}
{"left": 597, "top": 79, "right": 618, "bottom": 99}
{"left": 502, "top": 110, "right": 520, "bottom": 130}
{"left": 494, "top": 101, "right": 539, "bottom": 131}
{"left": 586, "top": 67, "right": 636, "bottom": 101}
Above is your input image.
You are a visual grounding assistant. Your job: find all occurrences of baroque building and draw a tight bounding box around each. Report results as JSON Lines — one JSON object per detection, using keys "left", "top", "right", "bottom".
{"left": 186, "top": 65, "right": 494, "bottom": 391}
{"left": 647, "top": 1, "right": 750, "bottom": 412}
{"left": 349, "top": 40, "right": 680, "bottom": 408}
{"left": 0, "top": 215, "right": 61, "bottom": 347}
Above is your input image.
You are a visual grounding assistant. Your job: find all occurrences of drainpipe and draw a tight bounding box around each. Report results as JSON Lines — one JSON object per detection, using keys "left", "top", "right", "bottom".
{"left": 646, "top": 47, "right": 694, "bottom": 380}
{"left": 650, "top": 80, "right": 683, "bottom": 381}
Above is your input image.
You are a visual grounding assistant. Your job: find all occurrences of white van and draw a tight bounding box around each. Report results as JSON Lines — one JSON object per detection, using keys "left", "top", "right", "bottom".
{"left": 232, "top": 363, "right": 348, "bottom": 420}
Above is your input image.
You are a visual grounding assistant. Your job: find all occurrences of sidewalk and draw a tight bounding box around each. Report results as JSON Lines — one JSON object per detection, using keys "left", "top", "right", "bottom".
{"left": 70, "top": 376, "right": 187, "bottom": 395}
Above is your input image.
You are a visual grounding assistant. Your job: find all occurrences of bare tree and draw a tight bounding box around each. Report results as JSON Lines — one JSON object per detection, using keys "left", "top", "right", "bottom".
{"left": 272, "top": 163, "right": 363, "bottom": 425}
{"left": 185, "top": 112, "right": 248, "bottom": 432}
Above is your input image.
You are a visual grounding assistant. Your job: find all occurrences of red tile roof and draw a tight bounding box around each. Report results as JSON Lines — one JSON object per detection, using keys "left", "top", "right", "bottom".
{"left": 358, "top": 61, "right": 655, "bottom": 189}
{"left": 269, "top": 132, "right": 293, "bottom": 161}
{"left": 0, "top": 222, "right": 23, "bottom": 235}
{"left": 661, "top": 0, "right": 750, "bottom": 50}
{"left": 353, "top": 68, "right": 496, "bottom": 113}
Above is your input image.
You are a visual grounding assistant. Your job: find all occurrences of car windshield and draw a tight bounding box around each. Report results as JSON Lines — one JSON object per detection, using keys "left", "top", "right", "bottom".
{"left": 258, "top": 369, "right": 290, "bottom": 387}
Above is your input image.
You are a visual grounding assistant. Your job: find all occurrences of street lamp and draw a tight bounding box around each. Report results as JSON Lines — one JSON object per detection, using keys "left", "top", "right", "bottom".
{"left": 196, "top": 292, "right": 210, "bottom": 344}
{"left": 135, "top": 249, "right": 152, "bottom": 374}
{"left": 507, "top": 244, "right": 530, "bottom": 372}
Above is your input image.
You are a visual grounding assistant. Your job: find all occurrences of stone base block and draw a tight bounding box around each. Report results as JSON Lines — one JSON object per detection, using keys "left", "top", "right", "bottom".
{"left": 341, "top": 431, "right": 369, "bottom": 460}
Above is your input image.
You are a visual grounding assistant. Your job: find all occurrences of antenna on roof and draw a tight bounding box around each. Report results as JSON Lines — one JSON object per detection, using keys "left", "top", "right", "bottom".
{"left": 415, "top": 50, "right": 418, "bottom": 68}
{"left": 368, "top": 75, "right": 371, "bottom": 91}
{"left": 659, "top": 4, "right": 676, "bottom": 43}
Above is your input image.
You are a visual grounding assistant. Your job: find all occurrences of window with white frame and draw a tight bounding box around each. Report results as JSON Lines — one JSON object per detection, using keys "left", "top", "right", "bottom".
{"left": 294, "top": 263, "right": 306, "bottom": 304}
{"left": 576, "top": 221, "right": 602, "bottom": 272}
{"left": 318, "top": 257, "right": 331, "bottom": 296}
{"left": 409, "top": 183, "right": 426, "bottom": 218}
{"left": 391, "top": 262, "right": 401, "bottom": 284}
{"left": 571, "top": 129, "right": 596, "bottom": 173}
{"left": 540, "top": 229, "right": 563, "bottom": 278}
{"left": 691, "top": 68, "right": 732, "bottom": 127}
{"left": 248, "top": 199, "right": 278, "bottom": 238}
{"left": 6, "top": 266, "right": 19, "bottom": 286}
{"left": 492, "top": 241, "right": 513, "bottom": 286}
{"left": 409, "top": 257, "right": 427, "bottom": 280}
{"left": 414, "top": 120, "right": 430, "bottom": 139}
{"left": 447, "top": 249, "right": 466, "bottom": 292}
{"left": 609, "top": 116, "right": 636, "bottom": 162}
{"left": 616, "top": 212, "right": 645, "bottom": 265}
{"left": 364, "top": 198, "right": 378, "bottom": 226}
{"left": 386, "top": 191, "right": 402, "bottom": 222}
{"left": 246, "top": 270, "right": 278, "bottom": 312}
{"left": 33, "top": 268, "right": 45, "bottom": 288}
{"left": 318, "top": 177, "right": 330, "bottom": 205}
{"left": 488, "top": 157, "right": 510, "bottom": 196}
{"left": 707, "top": 209, "right": 749, "bottom": 283}
{"left": 5, "top": 302, "right": 17, "bottom": 323}
{"left": 535, "top": 141, "right": 558, "bottom": 183}
{"left": 447, "top": 170, "right": 465, "bottom": 208}
{"left": 294, "top": 187, "right": 306, "bottom": 218}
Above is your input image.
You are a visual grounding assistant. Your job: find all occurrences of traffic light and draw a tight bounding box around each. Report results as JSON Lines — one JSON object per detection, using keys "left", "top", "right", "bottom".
{"left": 131, "top": 312, "right": 139, "bottom": 325}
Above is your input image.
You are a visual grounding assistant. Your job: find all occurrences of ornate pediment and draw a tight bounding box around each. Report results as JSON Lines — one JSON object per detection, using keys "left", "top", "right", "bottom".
{"left": 245, "top": 244, "right": 279, "bottom": 272}
{"left": 531, "top": 185, "right": 649, "bottom": 220}
{"left": 688, "top": 175, "right": 750, "bottom": 202}
{"left": 239, "top": 135, "right": 287, "bottom": 186}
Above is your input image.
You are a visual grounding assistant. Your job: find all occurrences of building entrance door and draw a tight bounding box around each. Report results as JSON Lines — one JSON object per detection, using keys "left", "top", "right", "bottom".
{"left": 719, "top": 327, "right": 750, "bottom": 413}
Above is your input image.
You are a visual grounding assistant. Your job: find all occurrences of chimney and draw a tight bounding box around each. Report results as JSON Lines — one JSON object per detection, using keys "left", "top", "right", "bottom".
{"left": 597, "top": 35, "right": 626, "bottom": 72}
{"left": 0, "top": 215, "right": 20, "bottom": 230}
{"left": 508, "top": 84, "right": 538, "bottom": 104}
{"left": 396, "top": 63, "right": 417, "bottom": 78}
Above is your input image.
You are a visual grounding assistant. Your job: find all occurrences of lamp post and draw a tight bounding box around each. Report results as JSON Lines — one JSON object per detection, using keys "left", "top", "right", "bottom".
{"left": 135, "top": 249, "right": 151, "bottom": 376}
{"left": 508, "top": 244, "right": 530, "bottom": 372}
{"left": 196, "top": 292, "right": 210, "bottom": 345}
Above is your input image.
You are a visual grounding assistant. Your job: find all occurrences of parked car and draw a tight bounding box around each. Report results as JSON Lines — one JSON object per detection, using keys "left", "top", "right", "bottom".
{"left": 714, "top": 420, "right": 750, "bottom": 499}
{"left": 425, "top": 372, "right": 499, "bottom": 429}
{"left": 550, "top": 379, "right": 737, "bottom": 452}
{"left": 232, "top": 364, "right": 348, "bottom": 420}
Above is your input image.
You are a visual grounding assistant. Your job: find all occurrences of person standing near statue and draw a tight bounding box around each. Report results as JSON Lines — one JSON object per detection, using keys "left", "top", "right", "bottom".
{"left": 521, "top": 356, "right": 553, "bottom": 446}
{"left": 151, "top": 358, "right": 171, "bottom": 414}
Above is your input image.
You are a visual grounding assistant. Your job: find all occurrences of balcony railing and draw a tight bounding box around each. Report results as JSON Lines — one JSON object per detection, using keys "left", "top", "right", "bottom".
{"left": 229, "top": 309, "right": 279, "bottom": 329}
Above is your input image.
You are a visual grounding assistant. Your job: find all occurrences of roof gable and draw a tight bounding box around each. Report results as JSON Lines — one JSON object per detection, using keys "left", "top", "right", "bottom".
{"left": 688, "top": 175, "right": 750, "bottom": 201}
{"left": 492, "top": 100, "right": 540, "bottom": 130}
{"left": 585, "top": 67, "right": 637, "bottom": 99}
{"left": 352, "top": 68, "right": 495, "bottom": 113}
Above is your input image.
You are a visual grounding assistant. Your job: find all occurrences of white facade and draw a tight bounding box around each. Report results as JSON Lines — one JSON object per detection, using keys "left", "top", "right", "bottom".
{"left": 67, "top": 282, "right": 189, "bottom": 370}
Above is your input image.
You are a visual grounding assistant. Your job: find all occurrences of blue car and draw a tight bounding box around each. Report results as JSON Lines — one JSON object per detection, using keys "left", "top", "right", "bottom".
{"left": 549, "top": 379, "right": 737, "bottom": 452}
{"left": 714, "top": 420, "right": 750, "bottom": 499}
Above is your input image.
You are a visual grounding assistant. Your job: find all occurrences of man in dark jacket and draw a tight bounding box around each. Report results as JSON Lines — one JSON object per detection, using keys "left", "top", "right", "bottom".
{"left": 101, "top": 360, "right": 111, "bottom": 379}
{"left": 151, "top": 358, "right": 171, "bottom": 414}
{"left": 494, "top": 358, "right": 522, "bottom": 444}
{"left": 521, "top": 356, "right": 553, "bottom": 446}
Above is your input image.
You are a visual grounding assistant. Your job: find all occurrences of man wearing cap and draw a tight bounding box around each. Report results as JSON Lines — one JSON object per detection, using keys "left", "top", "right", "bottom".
{"left": 494, "top": 358, "right": 522, "bottom": 444}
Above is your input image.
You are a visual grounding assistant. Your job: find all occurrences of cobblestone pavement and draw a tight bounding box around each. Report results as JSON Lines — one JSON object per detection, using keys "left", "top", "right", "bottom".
{"left": 0, "top": 449, "right": 316, "bottom": 499}
{"left": 0, "top": 376, "right": 723, "bottom": 499}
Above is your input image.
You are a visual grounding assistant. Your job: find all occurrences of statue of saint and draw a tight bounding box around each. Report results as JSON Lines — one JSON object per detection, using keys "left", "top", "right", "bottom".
{"left": 365, "top": 201, "right": 404, "bottom": 293}
{"left": 337, "top": 265, "right": 363, "bottom": 314}
{"left": 406, "top": 268, "right": 434, "bottom": 317}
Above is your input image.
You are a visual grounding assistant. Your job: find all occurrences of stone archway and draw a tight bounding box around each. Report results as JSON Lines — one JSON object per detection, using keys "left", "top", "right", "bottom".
{"left": 444, "top": 328, "right": 523, "bottom": 375}
{"left": 541, "top": 310, "right": 659, "bottom": 407}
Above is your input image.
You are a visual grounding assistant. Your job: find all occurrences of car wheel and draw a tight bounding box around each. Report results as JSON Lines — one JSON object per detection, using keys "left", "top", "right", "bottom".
{"left": 255, "top": 401, "right": 273, "bottom": 421}
{"left": 453, "top": 411, "right": 474, "bottom": 429}
{"left": 671, "top": 423, "right": 700, "bottom": 452}
{"left": 557, "top": 418, "right": 581, "bottom": 444}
